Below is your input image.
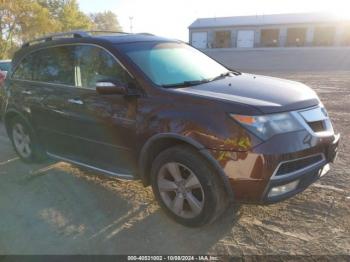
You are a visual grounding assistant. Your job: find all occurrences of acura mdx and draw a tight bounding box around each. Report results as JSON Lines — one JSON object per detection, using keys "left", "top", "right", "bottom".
{"left": 2, "top": 31, "right": 340, "bottom": 227}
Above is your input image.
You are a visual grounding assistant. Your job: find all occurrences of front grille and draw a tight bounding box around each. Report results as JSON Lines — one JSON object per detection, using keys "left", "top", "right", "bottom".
{"left": 275, "top": 154, "right": 323, "bottom": 176}
{"left": 308, "top": 120, "right": 326, "bottom": 133}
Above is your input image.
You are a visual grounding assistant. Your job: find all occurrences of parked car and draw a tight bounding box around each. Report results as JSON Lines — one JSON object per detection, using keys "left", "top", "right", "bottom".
{"left": 0, "top": 60, "right": 11, "bottom": 116}
{"left": 0, "top": 59, "right": 11, "bottom": 86}
{"left": 0, "top": 59, "right": 11, "bottom": 73}
{"left": 1, "top": 31, "right": 339, "bottom": 227}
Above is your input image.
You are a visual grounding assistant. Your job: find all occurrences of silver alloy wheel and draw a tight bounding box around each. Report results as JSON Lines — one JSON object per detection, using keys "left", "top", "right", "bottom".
{"left": 12, "top": 123, "right": 32, "bottom": 158}
{"left": 157, "top": 162, "right": 205, "bottom": 218}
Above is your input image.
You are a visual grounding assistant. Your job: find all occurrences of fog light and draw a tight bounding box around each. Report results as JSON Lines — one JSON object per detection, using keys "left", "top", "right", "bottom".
{"left": 268, "top": 180, "right": 299, "bottom": 197}
{"left": 320, "top": 164, "right": 330, "bottom": 177}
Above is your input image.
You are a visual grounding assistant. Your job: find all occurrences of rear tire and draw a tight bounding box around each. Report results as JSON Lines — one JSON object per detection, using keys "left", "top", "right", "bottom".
{"left": 9, "top": 116, "right": 47, "bottom": 163}
{"left": 151, "top": 145, "right": 228, "bottom": 227}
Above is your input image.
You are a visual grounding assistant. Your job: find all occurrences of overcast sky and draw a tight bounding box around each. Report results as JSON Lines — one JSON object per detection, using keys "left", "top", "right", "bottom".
{"left": 78, "top": 0, "right": 349, "bottom": 41}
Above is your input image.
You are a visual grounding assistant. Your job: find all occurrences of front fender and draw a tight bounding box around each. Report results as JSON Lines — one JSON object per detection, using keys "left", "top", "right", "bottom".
{"left": 138, "top": 97, "right": 261, "bottom": 152}
{"left": 138, "top": 133, "right": 234, "bottom": 203}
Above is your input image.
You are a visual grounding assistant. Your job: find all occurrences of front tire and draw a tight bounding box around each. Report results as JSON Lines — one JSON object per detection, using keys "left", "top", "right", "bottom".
{"left": 9, "top": 116, "right": 46, "bottom": 163}
{"left": 151, "top": 145, "right": 228, "bottom": 227}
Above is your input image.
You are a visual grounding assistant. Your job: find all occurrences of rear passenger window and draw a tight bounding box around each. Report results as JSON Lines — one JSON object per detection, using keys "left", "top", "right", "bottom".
{"left": 12, "top": 54, "right": 36, "bottom": 80}
{"left": 35, "top": 46, "right": 75, "bottom": 86}
{"left": 75, "top": 45, "right": 130, "bottom": 89}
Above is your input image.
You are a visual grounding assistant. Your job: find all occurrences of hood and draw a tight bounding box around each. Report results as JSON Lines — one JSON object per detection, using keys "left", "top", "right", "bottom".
{"left": 174, "top": 73, "right": 320, "bottom": 114}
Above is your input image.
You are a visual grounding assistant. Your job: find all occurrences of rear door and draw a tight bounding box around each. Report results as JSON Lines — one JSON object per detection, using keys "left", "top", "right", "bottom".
{"left": 32, "top": 46, "right": 79, "bottom": 156}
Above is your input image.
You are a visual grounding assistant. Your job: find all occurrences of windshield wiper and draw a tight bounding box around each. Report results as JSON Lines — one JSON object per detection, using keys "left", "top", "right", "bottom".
{"left": 208, "top": 70, "right": 241, "bottom": 82}
{"left": 161, "top": 70, "right": 241, "bottom": 88}
{"left": 161, "top": 79, "right": 210, "bottom": 88}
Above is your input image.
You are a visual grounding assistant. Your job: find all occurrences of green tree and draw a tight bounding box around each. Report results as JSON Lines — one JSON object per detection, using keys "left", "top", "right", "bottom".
{"left": 57, "top": 0, "right": 92, "bottom": 31}
{"left": 0, "top": 0, "right": 93, "bottom": 59}
{"left": 38, "top": 0, "right": 92, "bottom": 31}
{"left": 90, "top": 11, "right": 122, "bottom": 31}
{"left": 37, "top": 0, "right": 66, "bottom": 18}
{"left": 0, "top": 0, "right": 58, "bottom": 58}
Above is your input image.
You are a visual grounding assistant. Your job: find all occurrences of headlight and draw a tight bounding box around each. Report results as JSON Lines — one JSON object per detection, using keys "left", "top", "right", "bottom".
{"left": 230, "top": 112, "right": 304, "bottom": 140}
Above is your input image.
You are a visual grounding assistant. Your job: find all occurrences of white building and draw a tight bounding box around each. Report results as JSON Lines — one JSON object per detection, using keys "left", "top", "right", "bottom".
{"left": 189, "top": 13, "right": 350, "bottom": 49}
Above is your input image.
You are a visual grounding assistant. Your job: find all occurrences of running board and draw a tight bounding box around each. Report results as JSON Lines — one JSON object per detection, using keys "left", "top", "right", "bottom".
{"left": 47, "top": 152, "right": 135, "bottom": 180}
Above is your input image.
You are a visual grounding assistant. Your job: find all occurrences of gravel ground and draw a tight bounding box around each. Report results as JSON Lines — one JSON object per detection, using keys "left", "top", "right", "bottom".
{"left": 0, "top": 71, "right": 349, "bottom": 256}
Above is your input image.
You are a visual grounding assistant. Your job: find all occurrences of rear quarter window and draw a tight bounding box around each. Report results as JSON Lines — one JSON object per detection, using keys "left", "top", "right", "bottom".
{"left": 12, "top": 55, "right": 35, "bottom": 81}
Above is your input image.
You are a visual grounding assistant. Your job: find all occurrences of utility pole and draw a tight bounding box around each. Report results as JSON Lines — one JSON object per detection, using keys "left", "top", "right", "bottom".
{"left": 129, "top": 16, "right": 134, "bottom": 33}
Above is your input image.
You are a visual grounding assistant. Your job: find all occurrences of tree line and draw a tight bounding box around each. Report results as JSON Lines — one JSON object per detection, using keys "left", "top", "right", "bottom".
{"left": 0, "top": 0, "right": 122, "bottom": 59}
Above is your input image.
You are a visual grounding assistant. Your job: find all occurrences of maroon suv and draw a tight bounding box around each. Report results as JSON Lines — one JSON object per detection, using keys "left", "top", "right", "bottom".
{"left": 2, "top": 31, "right": 340, "bottom": 226}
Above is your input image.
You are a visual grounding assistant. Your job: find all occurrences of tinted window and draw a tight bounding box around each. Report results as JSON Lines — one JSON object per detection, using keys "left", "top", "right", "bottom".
{"left": 35, "top": 46, "right": 75, "bottom": 85}
{"left": 12, "top": 55, "right": 35, "bottom": 80}
{"left": 75, "top": 45, "right": 130, "bottom": 89}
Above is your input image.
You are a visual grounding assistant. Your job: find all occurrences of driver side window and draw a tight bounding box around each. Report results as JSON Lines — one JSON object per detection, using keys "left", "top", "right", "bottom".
{"left": 74, "top": 45, "right": 130, "bottom": 89}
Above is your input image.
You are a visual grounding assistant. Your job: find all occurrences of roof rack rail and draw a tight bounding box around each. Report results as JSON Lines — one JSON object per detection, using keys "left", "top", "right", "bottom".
{"left": 22, "top": 31, "right": 90, "bottom": 48}
{"left": 137, "top": 32, "right": 154, "bottom": 36}
{"left": 22, "top": 30, "right": 132, "bottom": 48}
{"left": 85, "top": 30, "right": 131, "bottom": 35}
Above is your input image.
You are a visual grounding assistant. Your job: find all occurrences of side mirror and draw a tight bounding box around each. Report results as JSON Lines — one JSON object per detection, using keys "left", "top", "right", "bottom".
{"left": 96, "top": 81, "right": 127, "bottom": 95}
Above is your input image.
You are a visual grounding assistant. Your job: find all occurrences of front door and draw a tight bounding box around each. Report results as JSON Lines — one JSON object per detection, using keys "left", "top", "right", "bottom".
{"left": 60, "top": 44, "right": 138, "bottom": 175}
{"left": 60, "top": 87, "right": 138, "bottom": 175}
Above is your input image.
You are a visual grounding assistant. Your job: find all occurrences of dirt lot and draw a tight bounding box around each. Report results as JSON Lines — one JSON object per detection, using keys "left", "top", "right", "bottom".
{"left": 0, "top": 71, "right": 349, "bottom": 255}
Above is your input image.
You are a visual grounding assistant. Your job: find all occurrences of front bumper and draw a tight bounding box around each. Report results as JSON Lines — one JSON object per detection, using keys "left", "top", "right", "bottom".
{"left": 210, "top": 132, "right": 340, "bottom": 203}
{"left": 263, "top": 133, "right": 339, "bottom": 203}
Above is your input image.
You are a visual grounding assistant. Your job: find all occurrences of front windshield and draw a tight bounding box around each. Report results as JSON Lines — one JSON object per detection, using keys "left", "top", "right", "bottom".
{"left": 118, "top": 42, "right": 229, "bottom": 87}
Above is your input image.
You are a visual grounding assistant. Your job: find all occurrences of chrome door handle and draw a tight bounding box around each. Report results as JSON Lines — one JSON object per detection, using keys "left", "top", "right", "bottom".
{"left": 67, "top": 98, "right": 84, "bottom": 105}
{"left": 22, "top": 90, "right": 32, "bottom": 95}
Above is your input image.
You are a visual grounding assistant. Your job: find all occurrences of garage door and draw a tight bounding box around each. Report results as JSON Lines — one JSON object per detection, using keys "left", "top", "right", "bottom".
{"left": 237, "top": 30, "right": 255, "bottom": 48}
{"left": 191, "top": 32, "right": 207, "bottom": 49}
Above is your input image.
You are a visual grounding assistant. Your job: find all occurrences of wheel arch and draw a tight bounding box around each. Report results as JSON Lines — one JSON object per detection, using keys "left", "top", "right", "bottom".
{"left": 138, "top": 133, "right": 234, "bottom": 202}
{"left": 3, "top": 109, "right": 33, "bottom": 136}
